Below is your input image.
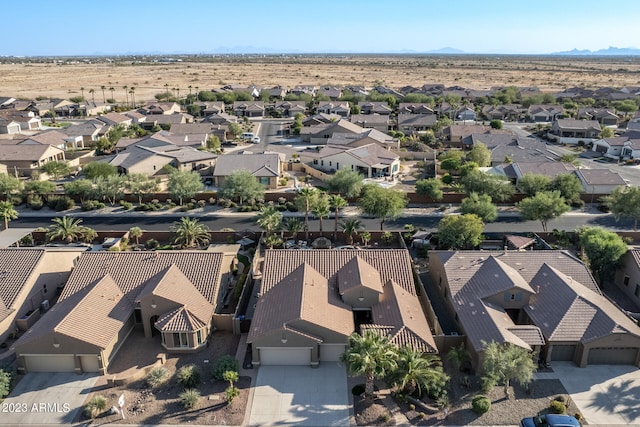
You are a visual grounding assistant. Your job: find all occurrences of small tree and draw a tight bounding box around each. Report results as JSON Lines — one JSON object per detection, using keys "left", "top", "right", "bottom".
{"left": 329, "top": 194, "right": 348, "bottom": 240}
{"left": 447, "top": 344, "right": 471, "bottom": 373}
{"left": 295, "top": 188, "right": 318, "bottom": 240}
{"left": 41, "top": 161, "right": 71, "bottom": 180}
{"left": 416, "top": 178, "right": 443, "bottom": 204}
{"left": 219, "top": 169, "right": 265, "bottom": 206}
{"left": 82, "top": 162, "right": 117, "bottom": 179}
{"left": 578, "top": 226, "right": 628, "bottom": 286}
{"left": 489, "top": 119, "right": 503, "bottom": 129}
{"left": 311, "top": 192, "right": 331, "bottom": 235}
{"left": 125, "top": 173, "right": 159, "bottom": 204}
{"left": 438, "top": 214, "right": 484, "bottom": 250}
{"left": 460, "top": 193, "right": 498, "bottom": 222}
{"left": 461, "top": 169, "right": 515, "bottom": 202}
{"left": 211, "top": 356, "right": 239, "bottom": 380}
{"left": 603, "top": 186, "right": 640, "bottom": 231}
{"left": 168, "top": 170, "right": 204, "bottom": 205}
{"left": 481, "top": 341, "right": 536, "bottom": 399}
{"left": 325, "top": 169, "right": 364, "bottom": 198}
{"left": 0, "top": 368, "right": 11, "bottom": 399}
{"left": 550, "top": 173, "right": 583, "bottom": 205}
{"left": 171, "top": 217, "right": 210, "bottom": 248}
{"left": 517, "top": 191, "right": 570, "bottom": 232}
{"left": 339, "top": 218, "right": 363, "bottom": 245}
{"left": 517, "top": 174, "right": 551, "bottom": 196}
{"left": 282, "top": 217, "right": 303, "bottom": 241}
{"left": 360, "top": 231, "right": 371, "bottom": 246}
{"left": 0, "top": 174, "right": 22, "bottom": 198}
{"left": 0, "top": 201, "right": 18, "bottom": 230}
{"left": 129, "top": 227, "right": 143, "bottom": 246}
{"left": 358, "top": 184, "right": 408, "bottom": 230}
{"left": 256, "top": 204, "right": 282, "bottom": 236}
{"left": 467, "top": 142, "right": 491, "bottom": 167}
{"left": 64, "top": 179, "right": 94, "bottom": 203}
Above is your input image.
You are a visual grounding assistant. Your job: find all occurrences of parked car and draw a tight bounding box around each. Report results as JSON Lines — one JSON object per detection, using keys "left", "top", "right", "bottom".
{"left": 520, "top": 414, "right": 581, "bottom": 427}
{"left": 252, "top": 136, "right": 261, "bottom": 143}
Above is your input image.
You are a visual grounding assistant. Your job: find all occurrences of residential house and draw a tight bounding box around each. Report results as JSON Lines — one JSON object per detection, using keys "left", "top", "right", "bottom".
{"left": 213, "top": 153, "right": 282, "bottom": 189}
{"left": 0, "top": 97, "right": 17, "bottom": 108}
{"left": 290, "top": 85, "right": 316, "bottom": 97}
{"left": 397, "top": 103, "right": 435, "bottom": 115}
{"left": 465, "top": 134, "right": 556, "bottom": 166}
{"left": 248, "top": 249, "right": 437, "bottom": 366}
{"left": 550, "top": 119, "right": 601, "bottom": 144}
{"left": 592, "top": 137, "right": 630, "bottom": 159}
{"left": 429, "top": 250, "right": 640, "bottom": 369}
{"left": 266, "top": 86, "right": 288, "bottom": 100}
{"left": 614, "top": 250, "right": 640, "bottom": 311}
{"left": 205, "top": 112, "right": 238, "bottom": 126}
{"left": 232, "top": 101, "right": 265, "bottom": 118}
{"left": 273, "top": 101, "right": 306, "bottom": 117}
{"left": 357, "top": 102, "right": 392, "bottom": 115}
{"left": 577, "top": 108, "right": 619, "bottom": 127}
{"left": 442, "top": 124, "right": 506, "bottom": 148}
{"left": 575, "top": 169, "right": 627, "bottom": 194}
{"left": 502, "top": 162, "right": 577, "bottom": 184}
{"left": 325, "top": 129, "right": 399, "bottom": 150}
{"left": 150, "top": 113, "right": 192, "bottom": 127}
{"left": 0, "top": 248, "right": 86, "bottom": 344}
{"left": 481, "top": 104, "right": 522, "bottom": 121}
{"left": 456, "top": 106, "right": 477, "bottom": 121}
{"left": 397, "top": 113, "right": 437, "bottom": 134}
{"left": 301, "top": 143, "right": 400, "bottom": 178}
{"left": 0, "top": 109, "right": 42, "bottom": 132}
{"left": 300, "top": 119, "right": 365, "bottom": 144}
{"left": 302, "top": 113, "right": 342, "bottom": 127}
{"left": 61, "top": 120, "right": 107, "bottom": 146}
{"left": 0, "top": 118, "right": 21, "bottom": 135}
{"left": 527, "top": 105, "right": 565, "bottom": 122}
{"left": 318, "top": 86, "right": 342, "bottom": 100}
{"left": 0, "top": 143, "right": 65, "bottom": 177}
{"left": 316, "top": 102, "right": 350, "bottom": 117}
{"left": 76, "top": 101, "right": 110, "bottom": 117}
{"left": 123, "top": 111, "right": 147, "bottom": 125}
{"left": 138, "top": 102, "right": 181, "bottom": 115}
{"left": 27, "top": 99, "right": 75, "bottom": 118}
{"left": 96, "top": 112, "right": 133, "bottom": 127}
{"left": 621, "top": 139, "right": 640, "bottom": 160}
{"left": 350, "top": 114, "right": 393, "bottom": 133}
{"left": 199, "top": 102, "right": 225, "bottom": 117}
{"left": 13, "top": 251, "right": 234, "bottom": 373}
{"left": 21, "top": 130, "right": 84, "bottom": 150}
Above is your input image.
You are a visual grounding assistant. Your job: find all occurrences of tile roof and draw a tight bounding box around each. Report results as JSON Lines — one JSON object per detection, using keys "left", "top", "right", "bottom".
{"left": 0, "top": 143, "right": 63, "bottom": 161}
{"left": 155, "top": 306, "right": 208, "bottom": 332}
{"left": 0, "top": 249, "right": 45, "bottom": 319}
{"left": 60, "top": 251, "right": 224, "bottom": 305}
{"left": 555, "top": 119, "right": 601, "bottom": 130}
{"left": 514, "top": 162, "right": 576, "bottom": 178}
{"left": 337, "top": 256, "right": 383, "bottom": 295}
{"left": 213, "top": 153, "right": 280, "bottom": 177}
{"left": 576, "top": 169, "right": 627, "bottom": 186}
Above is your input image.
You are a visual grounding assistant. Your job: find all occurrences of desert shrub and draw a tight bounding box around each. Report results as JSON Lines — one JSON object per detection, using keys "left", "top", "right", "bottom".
{"left": 0, "top": 368, "right": 11, "bottom": 399}
{"left": 27, "top": 194, "right": 44, "bottom": 210}
{"left": 82, "top": 200, "right": 105, "bottom": 211}
{"left": 208, "top": 197, "right": 216, "bottom": 205}
{"left": 441, "top": 173, "right": 453, "bottom": 184}
{"left": 550, "top": 399, "right": 566, "bottom": 414}
{"left": 176, "top": 364, "right": 201, "bottom": 388}
{"left": 179, "top": 389, "right": 200, "bottom": 409}
{"left": 197, "top": 199, "right": 206, "bottom": 208}
{"left": 47, "top": 195, "right": 75, "bottom": 211}
{"left": 225, "top": 386, "right": 239, "bottom": 403}
{"left": 436, "top": 392, "right": 450, "bottom": 410}
{"left": 408, "top": 403, "right": 415, "bottom": 410}
{"left": 418, "top": 412, "right": 425, "bottom": 419}
{"left": 380, "top": 412, "right": 391, "bottom": 422}
{"left": 286, "top": 202, "right": 298, "bottom": 212}
{"left": 119, "top": 200, "right": 133, "bottom": 210}
{"left": 145, "top": 239, "right": 159, "bottom": 250}
{"left": 211, "top": 355, "right": 239, "bottom": 381}
{"left": 83, "top": 395, "right": 107, "bottom": 419}
{"left": 471, "top": 394, "right": 491, "bottom": 415}
{"left": 146, "top": 367, "right": 169, "bottom": 388}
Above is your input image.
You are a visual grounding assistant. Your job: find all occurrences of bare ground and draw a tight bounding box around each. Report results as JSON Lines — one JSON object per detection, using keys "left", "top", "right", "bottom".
{"left": 3, "top": 55, "right": 640, "bottom": 102}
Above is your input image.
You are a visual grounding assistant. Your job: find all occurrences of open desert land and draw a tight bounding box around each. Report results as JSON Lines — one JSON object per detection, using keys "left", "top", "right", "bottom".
{"left": 2, "top": 55, "right": 640, "bottom": 102}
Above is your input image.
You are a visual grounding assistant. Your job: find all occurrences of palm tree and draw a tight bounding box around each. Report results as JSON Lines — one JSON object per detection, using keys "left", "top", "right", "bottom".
{"left": 311, "top": 192, "right": 330, "bottom": 235}
{"left": 101, "top": 85, "right": 106, "bottom": 103}
{"left": 329, "top": 194, "right": 347, "bottom": 240}
{"left": 47, "top": 216, "right": 86, "bottom": 243}
{"left": 129, "top": 227, "right": 143, "bottom": 246}
{"left": 122, "top": 85, "right": 128, "bottom": 107}
{"left": 341, "top": 331, "right": 398, "bottom": 398}
{"left": 256, "top": 205, "right": 282, "bottom": 236}
{"left": 294, "top": 188, "right": 317, "bottom": 241}
{"left": 361, "top": 231, "right": 371, "bottom": 246}
{"left": 171, "top": 217, "right": 210, "bottom": 248}
{"left": 282, "top": 217, "right": 303, "bottom": 241}
{"left": 109, "top": 87, "right": 115, "bottom": 102}
{"left": 447, "top": 343, "right": 471, "bottom": 373}
{"left": 263, "top": 233, "right": 282, "bottom": 249}
{"left": 89, "top": 88, "right": 95, "bottom": 103}
{"left": 129, "top": 87, "right": 136, "bottom": 108}
{"left": 390, "top": 347, "right": 449, "bottom": 397}
{"left": 0, "top": 201, "right": 18, "bottom": 230}
{"left": 339, "top": 218, "right": 363, "bottom": 245}
{"left": 80, "top": 87, "right": 85, "bottom": 98}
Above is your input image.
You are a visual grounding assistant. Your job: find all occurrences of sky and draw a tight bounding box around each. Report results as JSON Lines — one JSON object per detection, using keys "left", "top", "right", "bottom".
{"left": 3, "top": 0, "right": 640, "bottom": 56}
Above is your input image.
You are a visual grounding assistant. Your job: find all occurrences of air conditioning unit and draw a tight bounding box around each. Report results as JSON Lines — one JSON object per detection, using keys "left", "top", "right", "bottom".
{"left": 40, "top": 300, "right": 50, "bottom": 312}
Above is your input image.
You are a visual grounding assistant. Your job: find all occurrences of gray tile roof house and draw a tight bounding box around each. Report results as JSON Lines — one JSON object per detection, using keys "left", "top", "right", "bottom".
{"left": 109, "top": 141, "right": 216, "bottom": 176}
{"left": 429, "top": 250, "right": 640, "bottom": 368}
{"left": 502, "top": 162, "right": 576, "bottom": 181}
{"left": 13, "top": 251, "right": 231, "bottom": 374}
{"left": 303, "top": 143, "right": 400, "bottom": 178}
{"left": 248, "top": 249, "right": 437, "bottom": 366}
{"left": 213, "top": 153, "right": 281, "bottom": 189}
{"left": 575, "top": 168, "right": 627, "bottom": 193}
{"left": 468, "top": 134, "right": 557, "bottom": 165}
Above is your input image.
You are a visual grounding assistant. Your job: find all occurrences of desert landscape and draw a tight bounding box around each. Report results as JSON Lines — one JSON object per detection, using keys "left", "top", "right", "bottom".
{"left": 2, "top": 55, "right": 640, "bottom": 103}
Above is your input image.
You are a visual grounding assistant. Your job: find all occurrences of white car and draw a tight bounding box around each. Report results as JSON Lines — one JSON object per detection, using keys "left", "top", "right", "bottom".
{"left": 252, "top": 136, "right": 261, "bottom": 143}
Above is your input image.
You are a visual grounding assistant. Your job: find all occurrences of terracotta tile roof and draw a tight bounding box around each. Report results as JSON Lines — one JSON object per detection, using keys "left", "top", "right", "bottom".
{"left": 60, "top": 251, "right": 224, "bottom": 305}
{"left": 371, "top": 279, "right": 438, "bottom": 353}
{"left": 138, "top": 265, "right": 214, "bottom": 326}
{"left": 337, "top": 256, "right": 383, "bottom": 295}
{"left": 249, "top": 263, "right": 354, "bottom": 341}
{"left": 0, "top": 249, "right": 45, "bottom": 319}
{"left": 155, "top": 306, "right": 208, "bottom": 332}
{"left": 525, "top": 264, "right": 640, "bottom": 343}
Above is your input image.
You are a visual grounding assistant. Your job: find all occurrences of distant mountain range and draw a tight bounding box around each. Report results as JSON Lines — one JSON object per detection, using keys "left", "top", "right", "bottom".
{"left": 550, "top": 46, "right": 640, "bottom": 56}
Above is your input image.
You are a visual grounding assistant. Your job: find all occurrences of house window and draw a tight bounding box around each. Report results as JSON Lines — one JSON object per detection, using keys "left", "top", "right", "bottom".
{"left": 624, "top": 276, "right": 630, "bottom": 286}
{"left": 635, "top": 284, "right": 640, "bottom": 298}
{"left": 172, "top": 332, "right": 189, "bottom": 348}
{"left": 329, "top": 161, "right": 332, "bottom": 166}
{"left": 259, "top": 177, "right": 270, "bottom": 185}
{"left": 336, "top": 162, "right": 339, "bottom": 169}
{"left": 313, "top": 159, "right": 318, "bottom": 165}
{"left": 196, "top": 330, "right": 203, "bottom": 345}
{"left": 321, "top": 160, "right": 324, "bottom": 166}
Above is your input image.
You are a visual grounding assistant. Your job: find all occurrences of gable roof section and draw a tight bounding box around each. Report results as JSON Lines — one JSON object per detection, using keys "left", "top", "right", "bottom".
{"left": 155, "top": 306, "right": 209, "bottom": 332}
{"left": 213, "top": 153, "right": 280, "bottom": 177}
{"left": 0, "top": 249, "right": 45, "bottom": 320}
{"left": 337, "top": 256, "right": 383, "bottom": 295}
{"left": 576, "top": 169, "right": 627, "bottom": 186}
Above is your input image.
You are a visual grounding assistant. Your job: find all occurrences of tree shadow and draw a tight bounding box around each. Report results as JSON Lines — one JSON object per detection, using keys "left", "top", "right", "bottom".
{"left": 587, "top": 379, "right": 640, "bottom": 423}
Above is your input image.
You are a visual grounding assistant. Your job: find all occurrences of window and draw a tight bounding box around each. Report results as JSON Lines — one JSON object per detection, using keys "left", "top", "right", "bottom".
{"left": 313, "top": 159, "right": 318, "bottom": 165}
{"left": 196, "top": 330, "right": 203, "bottom": 345}
{"left": 624, "top": 276, "right": 630, "bottom": 286}
{"left": 336, "top": 162, "right": 339, "bottom": 169}
{"left": 635, "top": 284, "right": 640, "bottom": 298}
{"left": 321, "top": 160, "right": 324, "bottom": 166}
{"left": 172, "top": 332, "right": 189, "bottom": 348}
{"left": 329, "top": 161, "right": 332, "bottom": 166}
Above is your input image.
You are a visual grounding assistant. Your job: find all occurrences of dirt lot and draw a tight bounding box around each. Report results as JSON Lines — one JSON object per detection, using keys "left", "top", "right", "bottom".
{"left": 3, "top": 55, "right": 640, "bottom": 102}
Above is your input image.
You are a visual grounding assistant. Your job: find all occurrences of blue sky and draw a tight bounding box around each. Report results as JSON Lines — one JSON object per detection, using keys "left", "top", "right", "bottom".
{"left": 3, "top": 0, "right": 639, "bottom": 56}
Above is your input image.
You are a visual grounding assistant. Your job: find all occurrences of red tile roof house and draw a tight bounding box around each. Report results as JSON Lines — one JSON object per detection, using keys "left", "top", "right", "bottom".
{"left": 247, "top": 249, "right": 437, "bottom": 366}
{"left": 13, "top": 251, "right": 234, "bottom": 374}
{"left": 0, "top": 248, "right": 85, "bottom": 346}
{"left": 429, "top": 250, "right": 640, "bottom": 370}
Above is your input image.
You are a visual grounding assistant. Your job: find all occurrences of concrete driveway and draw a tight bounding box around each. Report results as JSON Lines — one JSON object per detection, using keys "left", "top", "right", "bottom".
{"left": 0, "top": 373, "right": 99, "bottom": 425}
{"left": 248, "top": 364, "right": 350, "bottom": 426}
{"left": 536, "top": 362, "right": 640, "bottom": 425}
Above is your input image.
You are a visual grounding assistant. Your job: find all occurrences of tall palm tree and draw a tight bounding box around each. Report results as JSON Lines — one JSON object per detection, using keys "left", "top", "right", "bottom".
{"left": 171, "top": 217, "right": 210, "bottom": 248}
{"left": 0, "top": 201, "right": 18, "bottom": 230}
{"left": 129, "top": 227, "right": 143, "bottom": 246}
{"left": 311, "top": 192, "right": 330, "bottom": 235}
{"left": 89, "top": 88, "right": 95, "bottom": 103}
{"left": 256, "top": 205, "right": 282, "bottom": 236}
{"left": 101, "top": 85, "right": 106, "bottom": 103}
{"left": 122, "top": 85, "right": 128, "bottom": 107}
{"left": 109, "top": 87, "right": 115, "bottom": 102}
{"left": 263, "top": 233, "right": 282, "bottom": 249}
{"left": 341, "top": 331, "right": 398, "bottom": 398}
{"left": 282, "top": 217, "right": 303, "bottom": 241}
{"left": 47, "top": 216, "right": 85, "bottom": 243}
{"left": 329, "top": 194, "right": 347, "bottom": 240}
{"left": 80, "top": 87, "right": 85, "bottom": 98}
{"left": 339, "top": 218, "right": 363, "bottom": 245}
{"left": 294, "top": 188, "right": 317, "bottom": 241}
{"left": 389, "top": 347, "right": 449, "bottom": 397}
{"left": 129, "top": 87, "right": 136, "bottom": 108}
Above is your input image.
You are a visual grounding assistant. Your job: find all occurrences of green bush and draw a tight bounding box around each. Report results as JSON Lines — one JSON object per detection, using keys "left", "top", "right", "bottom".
{"left": 27, "top": 194, "right": 44, "bottom": 210}
{"left": 179, "top": 388, "right": 200, "bottom": 409}
{"left": 211, "top": 356, "right": 239, "bottom": 381}
{"left": 145, "top": 239, "right": 159, "bottom": 250}
{"left": 146, "top": 367, "right": 169, "bottom": 388}
{"left": 119, "top": 200, "right": 133, "bottom": 210}
{"left": 286, "top": 202, "right": 298, "bottom": 212}
{"left": 225, "top": 386, "right": 239, "bottom": 403}
{"left": 47, "top": 196, "right": 75, "bottom": 211}
{"left": 176, "top": 364, "right": 201, "bottom": 389}
{"left": 0, "top": 368, "right": 11, "bottom": 399}
{"left": 550, "top": 399, "right": 566, "bottom": 414}
{"left": 471, "top": 394, "right": 491, "bottom": 415}
{"left": 83, "top": 395, "right": 107, "bottom": 419}
{"left": 81, "top": 200, "right": 105, "bottom": 211}
{"left": 441, "top": 173, "right": 453, "bottom": 184}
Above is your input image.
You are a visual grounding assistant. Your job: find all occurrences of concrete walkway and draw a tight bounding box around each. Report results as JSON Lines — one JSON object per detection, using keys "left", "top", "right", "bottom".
{"left": 535, "top": 362, "right": 640, "bottom": 425}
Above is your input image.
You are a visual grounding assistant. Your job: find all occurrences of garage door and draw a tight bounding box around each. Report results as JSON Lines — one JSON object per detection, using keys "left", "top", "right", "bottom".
{"left": 551, "top": 345, "right": 576, "bottom": 361}
{"left": 319, "top": 344, "right": 346, "bottom": 362}
{"left": 25, "top": 355, "right": 76, "bottom": 372}
{"left": 259, "top": 348, "right": 311, "bottom": 365}
{"left": 588, "top": 347, "right": 639, "bottom": 365}
{"left": 80, "top": 355, "right": 101, "bottom": 373}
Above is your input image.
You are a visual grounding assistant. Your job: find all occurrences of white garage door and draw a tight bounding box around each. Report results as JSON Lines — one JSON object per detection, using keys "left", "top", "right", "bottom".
{"left": 588, "top": 347, "right": 639, "bottom": 365}
{"left": 319, "top": 344, "right": 346, "bottom": 362}
{"left": 80, "top": 355, "right": 101, "bottom": 373}
{"left": 259, "top": 348, "right": 311, "bottom": 365}
{"left": 25, "top": 355, "right": 76, "bottom": 372}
